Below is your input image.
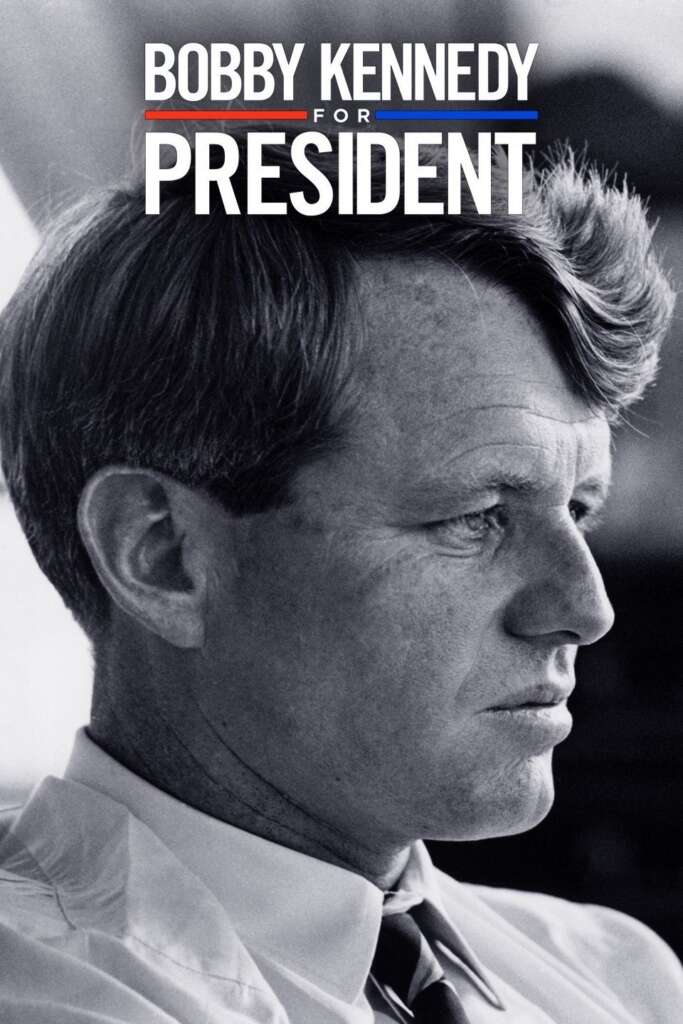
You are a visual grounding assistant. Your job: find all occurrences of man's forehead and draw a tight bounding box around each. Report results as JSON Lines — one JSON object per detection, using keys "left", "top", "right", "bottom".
{"left": 293, "top": 259, "right": 612, "bottom": 519}
{"left": 354, "top": 257, "right": 594, "bottom": 429}
{"left": 315, "top": 257, "right": 614, "bottom": 511}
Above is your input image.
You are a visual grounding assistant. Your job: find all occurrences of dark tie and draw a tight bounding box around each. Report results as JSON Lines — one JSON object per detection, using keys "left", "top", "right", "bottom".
{"left": 371, "top": 908, "right": 472, "bottom": 1022}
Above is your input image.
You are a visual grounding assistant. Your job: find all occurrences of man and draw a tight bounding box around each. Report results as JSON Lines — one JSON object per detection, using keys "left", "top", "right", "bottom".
{"left": 0, "top": 139, "right": 680, "bottom": 1022}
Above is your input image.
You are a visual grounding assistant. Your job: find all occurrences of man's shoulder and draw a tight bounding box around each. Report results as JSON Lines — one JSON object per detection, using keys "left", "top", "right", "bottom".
{"left": 435, "top": 867, "right": 682, "bottom": 1018}
{"left": 464, "top": 877, "right": 677, "bottom": 961}
{"left": 0, "top": 798, "right": 73, "bottom": 939}
{"left": 0, "top": 779, "right": 287, "bottom": 1024}
{"left": 0, "top": 802, "right": 128, "bottom": 1023}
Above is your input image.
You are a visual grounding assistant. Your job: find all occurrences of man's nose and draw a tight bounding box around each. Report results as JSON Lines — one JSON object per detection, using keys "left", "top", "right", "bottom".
{"left": 504, "top": 526, "right": 615, "bottom": 646}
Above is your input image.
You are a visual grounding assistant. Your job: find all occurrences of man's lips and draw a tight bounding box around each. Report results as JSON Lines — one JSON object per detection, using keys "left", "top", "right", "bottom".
{"left": 485, "top": 683, "right": 574, "bottom": 711}
{"left": 480, "top": 683, "right": 575, "bottom": 749}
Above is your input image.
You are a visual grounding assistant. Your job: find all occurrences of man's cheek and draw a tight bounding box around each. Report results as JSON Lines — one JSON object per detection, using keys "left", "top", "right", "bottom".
{"left": 339, "top": 554, "right": 494, "bottom": 659}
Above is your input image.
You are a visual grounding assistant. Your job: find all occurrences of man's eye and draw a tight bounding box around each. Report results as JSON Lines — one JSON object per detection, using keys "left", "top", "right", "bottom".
{"left": 569, "top": 499, "right": 603, "bottom": 533}
{"left": 427, "top": 505, "right": 508, "bottom": 546}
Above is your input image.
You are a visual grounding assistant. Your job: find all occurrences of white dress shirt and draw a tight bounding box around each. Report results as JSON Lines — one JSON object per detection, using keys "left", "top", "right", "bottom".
{"left": 0, "top": 728, "right": 680, "bottom": 1023}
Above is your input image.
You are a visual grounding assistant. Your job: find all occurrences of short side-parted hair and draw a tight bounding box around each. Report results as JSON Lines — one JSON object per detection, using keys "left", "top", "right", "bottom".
{"left": 0, "top": 138, "right": 675, "bottom": 635}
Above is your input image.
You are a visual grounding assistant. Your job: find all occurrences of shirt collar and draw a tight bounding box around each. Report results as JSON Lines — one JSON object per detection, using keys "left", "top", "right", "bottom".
{"left": 382, "top": 841, "right": 505, "bottom": 1010}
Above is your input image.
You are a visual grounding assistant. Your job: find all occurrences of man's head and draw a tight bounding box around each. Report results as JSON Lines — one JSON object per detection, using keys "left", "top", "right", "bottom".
{"left": 0, "top": 138, "right": 674, "bottom": 855}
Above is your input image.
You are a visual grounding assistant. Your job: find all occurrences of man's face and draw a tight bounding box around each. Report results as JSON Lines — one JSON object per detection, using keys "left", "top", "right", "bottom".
{"left": 204, "top": 259, "right": 614, "bottom": 848}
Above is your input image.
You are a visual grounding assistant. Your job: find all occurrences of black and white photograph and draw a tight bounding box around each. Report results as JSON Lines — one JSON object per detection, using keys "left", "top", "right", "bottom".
{"left": 0, "top": 2, "right": 681, "bottom": 1021}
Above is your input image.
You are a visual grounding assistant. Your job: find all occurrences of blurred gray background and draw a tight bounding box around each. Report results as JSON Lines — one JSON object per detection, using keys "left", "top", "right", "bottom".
{"left": 0, "top": 0, "right": 681, "bottom": 953}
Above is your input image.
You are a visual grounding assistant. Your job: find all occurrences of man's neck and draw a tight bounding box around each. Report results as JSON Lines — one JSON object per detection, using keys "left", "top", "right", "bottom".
{"left": 89, "top": 681, "right": 410, "bottom": 891}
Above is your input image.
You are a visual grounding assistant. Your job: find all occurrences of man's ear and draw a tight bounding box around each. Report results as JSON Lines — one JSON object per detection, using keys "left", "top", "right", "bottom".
{"left": 77, "top": 467, "right": 210, "bottom": 649}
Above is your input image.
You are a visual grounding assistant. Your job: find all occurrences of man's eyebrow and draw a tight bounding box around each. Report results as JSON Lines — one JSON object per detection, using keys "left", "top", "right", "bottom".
{"left": 574, "top": 476, "right": 611, "bottom": 500}
{"left": 401, "top": 470, "right": 611, "bottom": 510}
{"left": 571, "top": 477, "right": 612, "bottom": 516}
{"left": 398, "top": 472, "right": 536, "bottom": 515}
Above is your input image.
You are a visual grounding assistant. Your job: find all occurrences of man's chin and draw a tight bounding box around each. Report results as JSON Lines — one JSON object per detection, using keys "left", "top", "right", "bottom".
{"left": 428, "top": 755, "right": 556, "bottom": 842}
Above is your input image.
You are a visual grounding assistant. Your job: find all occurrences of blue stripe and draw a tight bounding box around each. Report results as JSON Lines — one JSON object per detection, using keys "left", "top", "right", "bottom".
{"left": 375, "top": 109, "right": 539, "bottom": 121}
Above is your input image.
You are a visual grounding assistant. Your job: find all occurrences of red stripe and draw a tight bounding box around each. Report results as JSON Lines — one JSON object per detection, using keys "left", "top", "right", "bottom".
{"left": 144, "top": 110, "right": 308, "bottom": 121}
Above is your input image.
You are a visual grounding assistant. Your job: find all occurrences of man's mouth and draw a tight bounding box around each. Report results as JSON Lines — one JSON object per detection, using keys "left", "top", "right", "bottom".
{"left": 486, "top": 683, "right": 574, "bottom": 712}
{"left": 480, "top": 684, "right": 574, "bottom": 747}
